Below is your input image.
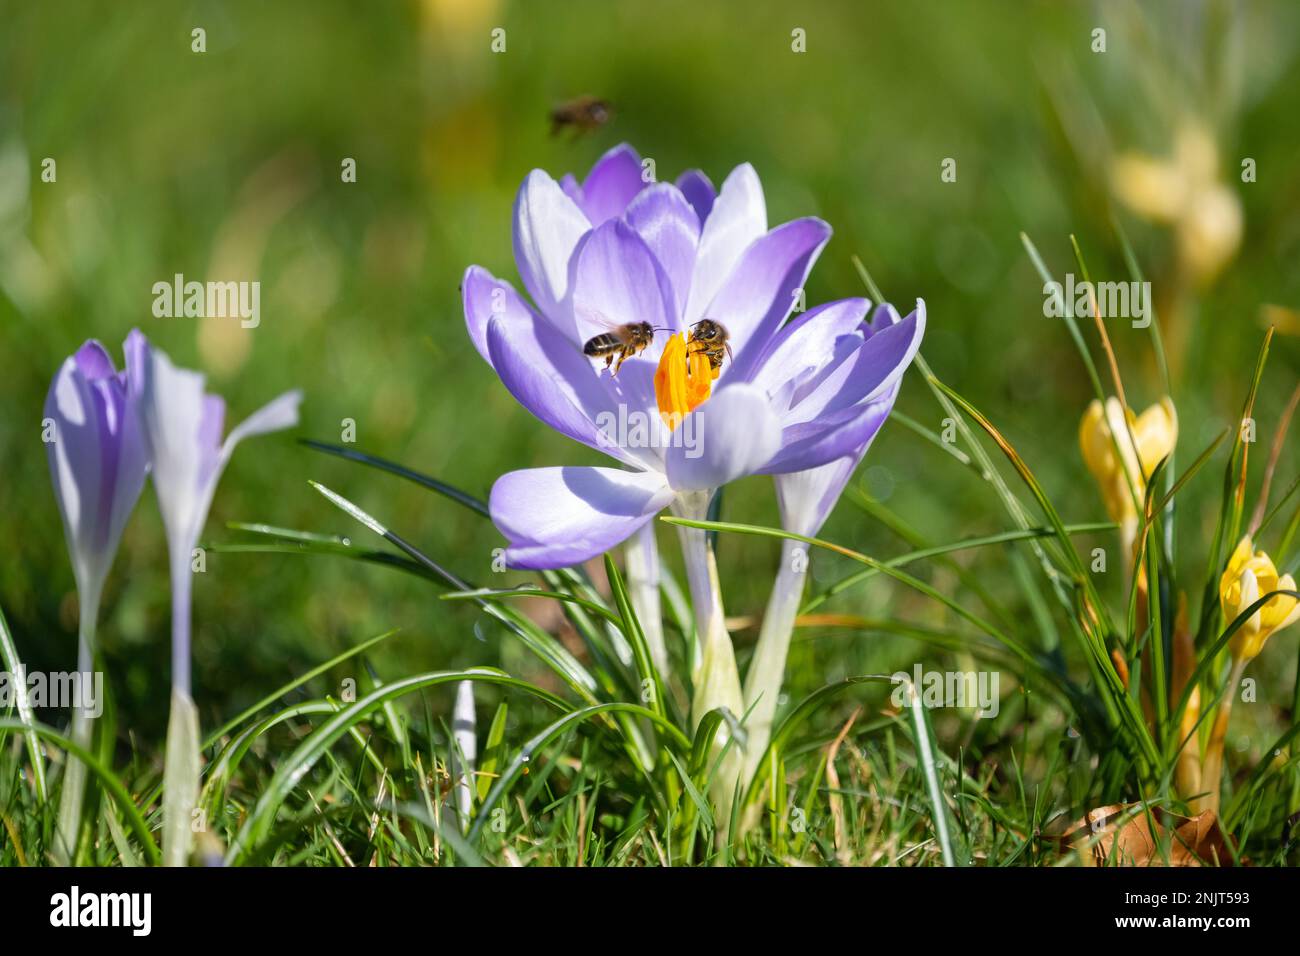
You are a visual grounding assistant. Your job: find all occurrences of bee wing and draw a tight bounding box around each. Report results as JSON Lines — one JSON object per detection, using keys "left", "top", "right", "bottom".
{"left": 575, "top": 305, "right": 622, "bottom": 331}
{"left": 575, "top": 306, "right": 631, "bottom": 349}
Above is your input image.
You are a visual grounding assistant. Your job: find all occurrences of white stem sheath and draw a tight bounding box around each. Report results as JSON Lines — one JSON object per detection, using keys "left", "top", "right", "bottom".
{"left": 625, "top": 524, "right": 669, "bottom": 678}
{"left": 673, "top": 494, "right": 743, "bottom": 726}
{"left": 451, "top": 680, "right": 477, "bottom": 828}
{"left": 741, "top": 538, "right": 807, "bottom": 784}
{"left": 672, "top": 492, "right": 744, "bottom": 835}
{"left": 163, "top": 552, "right": 200, "bottom": 867}
{"left": 162, "top": 687, "right": 201, "bottom": 867}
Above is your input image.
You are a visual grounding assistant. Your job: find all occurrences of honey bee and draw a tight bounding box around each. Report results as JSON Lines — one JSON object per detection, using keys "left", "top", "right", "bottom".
{"left": 550, "top": 95, "right": 613, "bottom": 137}
{"left": 687, "top": 319, "right": 732, "bottom": 373}
{"left": 582, "top": 321, "right": 657, "bottom": 374}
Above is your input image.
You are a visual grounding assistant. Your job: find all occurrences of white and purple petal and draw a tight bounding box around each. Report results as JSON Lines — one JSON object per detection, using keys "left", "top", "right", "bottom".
{"left": 131, "top": 334, "right": 299, "bottom": 555}
{"left": 703, "top": 217, "right": 832, "bottom": 380}
{"left": 462, "top": 266, "right": 538, "bottom": 364}
{"left": 572, "top": 144, "right": 648, "bottom": 225}
{"left": 664, "top": 384, "right": 783, "bottom": 492}
{"left": 130, "top": 338, "right": 211, "bottom": 553}
{"left": 781, "top": 300, "right": 925, "bottom": 426}
{"left": 491, "top": 466, "right": 674, "bottom": 570}
{"left": 572, "top": 218, "right": 678, "bottom": 345}
{"left": 485, "top": 313, "right": 648, "bottom": 468}
{"left": 683, "top": 163, "right": 767, "bottom": 327}
{"left": 760, "top": 390, "right": 897, "bottom": 475}
{"left": 45, "top": 338, "right": 149, "bottom": 593}
{"left": 623, "top": 183, "right": 700, "bottom": 318}
{"left": 219, "top": 390, "right": 302, "bottom": 466}
{"left": 774, "top": 395, "right": 895, "bottom": 534}
{"left": 675, "top": 170, "right": 716, "bottom": 226}
{"left": 747, "top": 297, "right": 870, "bottom": 401}
{"left": 511, "top": 169, "right": 591, "bottom": 331}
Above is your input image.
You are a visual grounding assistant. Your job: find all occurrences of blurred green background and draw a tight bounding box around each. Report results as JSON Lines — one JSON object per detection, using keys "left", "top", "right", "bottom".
{"left": 2, "top": 0, "right": 1298, "bottom": 744}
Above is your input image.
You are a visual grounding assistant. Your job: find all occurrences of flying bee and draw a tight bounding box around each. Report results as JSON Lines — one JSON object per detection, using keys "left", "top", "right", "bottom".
{"left": 687, "top": 319, "right": 732, "bottom": 374}
{"left": 550, "top": 95, "right": 613, "bottom": 137}
{"left": 582, "top": 321, "right": 657, "bottom": 374}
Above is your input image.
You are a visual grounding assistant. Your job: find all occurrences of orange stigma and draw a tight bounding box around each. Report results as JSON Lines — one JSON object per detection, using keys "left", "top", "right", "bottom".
{"left": 654, "top": 333, "right": 712, "bottom": 429}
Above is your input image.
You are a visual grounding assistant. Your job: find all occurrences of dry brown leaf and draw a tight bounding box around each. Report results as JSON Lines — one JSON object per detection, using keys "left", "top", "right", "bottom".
{"left": 1054, "top": 803, "right": 1233, "bottom": 867}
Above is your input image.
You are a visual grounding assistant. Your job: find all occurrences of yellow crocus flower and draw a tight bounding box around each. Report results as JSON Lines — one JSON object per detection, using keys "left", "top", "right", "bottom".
{"left": 1112, "top": 122, "right": 1243, "bottom": 284}
{"left": 1219, "top": 536, "right": 1300, "bottom": 662}
{"left": 1079, "top": 397, "right": 1178, "bottom": 549}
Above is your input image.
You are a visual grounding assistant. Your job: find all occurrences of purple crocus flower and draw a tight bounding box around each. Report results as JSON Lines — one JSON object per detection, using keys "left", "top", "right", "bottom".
{"left": 44, "top": 337, "right": 149, "bottom": 861}
{"left": 742, "top": 303, "right": 914, "bottom": 781}
{"left": 463, "top": 144, "right": 925, "bottom": 571}
{"left": 126, "top": 330, "right": 301, "bottom": 866}
{"left": 463, "top": 146, "right": 926, "bottom": 807}
{"left": 45, "top": 340, "right": 149, "bottom": 611}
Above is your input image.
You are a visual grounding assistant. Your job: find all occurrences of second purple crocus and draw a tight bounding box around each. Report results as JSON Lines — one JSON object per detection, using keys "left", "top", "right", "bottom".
{"left": 742, "top": 303, "right": 915, "bottom": 782}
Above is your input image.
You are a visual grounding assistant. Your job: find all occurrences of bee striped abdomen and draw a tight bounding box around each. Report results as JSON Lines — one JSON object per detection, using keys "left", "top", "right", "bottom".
{"left": 584, "top": 334, "right": 623, "bottom": 356}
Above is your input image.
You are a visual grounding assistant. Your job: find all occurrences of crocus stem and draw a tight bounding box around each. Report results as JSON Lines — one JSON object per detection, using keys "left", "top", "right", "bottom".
{"left": 1195, "top": 656, "right": 1248, "bottom": 815}
{"left": 54, "top": 581, "right": 102, "bottom": 864}
{"left": 625, "top": 523, "right": 668, "bottom": 678}
{"left": 741, "top": 538, "right": 807, "bottom": 786}
{"left": 673, "top": 493, "right": 742, "bottom": 727}
{"left": 1174, "top": 687, "right": 1202, "bottom": 802}
{"left": 162, "top": 546, "right": 200, "bottom": 866}
{"left": 171, "top": 547, "right": 192, "bottom": 698}
{"left": 672, "top": 492, "right": 743, "bottom": 840}
{"left": 1120, "top": 515, "right": 1138, "bottom": 577}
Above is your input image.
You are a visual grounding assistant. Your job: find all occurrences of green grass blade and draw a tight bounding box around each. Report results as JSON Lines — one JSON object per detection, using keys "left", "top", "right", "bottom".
{"left": 203, "top": 701, "right": 338, "bottom": 814}
{"left": 1199, "top": 329, "right": 1274, "bottom": 639}
{"left": 804, "top": 519, "right": 1113, "bottom": 615}
{"left": 477, "top": 701, "right": 509, "bottom": 803}
{"left": 0, "top": 604, "right": 46, "bottom": 800}
{"left": 441, "top": 586, "right": 623, "bottom": 629}
{"left": 205, "top": 628, "right": 400, "bottom": 747}
{"left": 309, "top": 480, "right": 602, "bottom": 701}
{"left": 1168, "top": 587, "right": 1300, "bottom": 757}
{"left": 301, "top": 439, "right": 490, "bottom": 517}
{"left": 229, "top": 668, "right": 571, "bottom": 859}
{"left": 467, "top": 701, "right": 691, "bottom": 842}
{"left": 907, "top": 679, "right": 958, "bottom": 866}
{"left": 604, "top": 555, "right": 667, "bottom": 722}
{"left": 0, "top": 719, "right": 158, "bottom": 865}
{"left": 662, "top": 516, "right": 1039, "bottom": 668}
{"left": 742, "top": 675, "right": 897, "bottom": 807}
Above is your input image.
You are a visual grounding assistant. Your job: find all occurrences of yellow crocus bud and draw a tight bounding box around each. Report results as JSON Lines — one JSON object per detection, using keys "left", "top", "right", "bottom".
{"left": 1079, "top": 397, "right": 1178, "bottom": 550}
{"left": 1219, "top": 536, "right": 1300, "bottom": 662}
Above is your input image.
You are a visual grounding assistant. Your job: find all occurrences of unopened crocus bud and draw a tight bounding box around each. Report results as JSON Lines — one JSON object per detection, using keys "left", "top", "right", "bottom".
{"left": 45, "top": 340, "right": 149, "bottom": 604}
{"left": 1079, "top": 396, "right": 1177, "bottom": 552}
